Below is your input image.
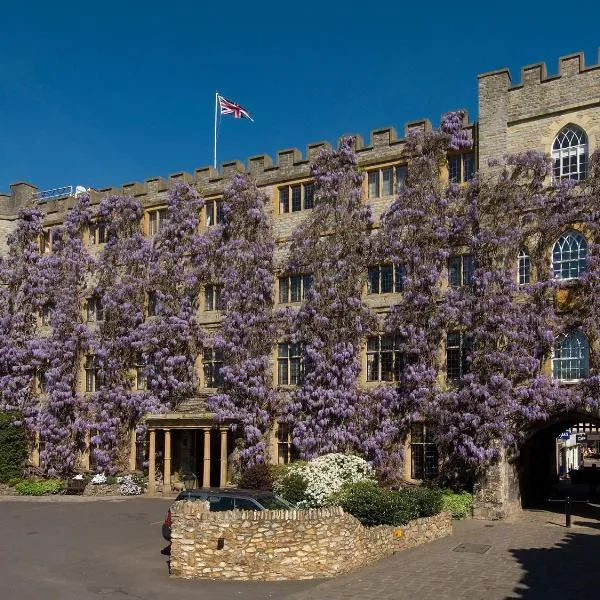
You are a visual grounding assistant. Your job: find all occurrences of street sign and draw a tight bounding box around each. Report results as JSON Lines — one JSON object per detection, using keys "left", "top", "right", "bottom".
{"left": 558, "top": 432, "right": 571, "bottom": 440}
{"left": 576, "top": 433, "right": 587, "bottom": 443}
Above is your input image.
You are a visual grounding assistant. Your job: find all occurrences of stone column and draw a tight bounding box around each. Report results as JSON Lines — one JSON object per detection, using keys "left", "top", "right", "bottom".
{"left": 163, "top": 429, "right": 172, "bottom": 495}
{"left": 269, "top": 423, "right": 279, "bottom": 466}
{"left": 80, "top": 431, "right": 90, "bottom": 472}
{"left": 31, "top": 431, "right": 40, "bottom": 468}
{"left": 202, "top": 428, "right": 211, "bottom": 488}
{"left": 219, "top": 428, "right": 228, "bottom": 487}
{"left": 129, "top": 429, "right": 137, "bottom": 472}
{"left": 148, "top": 429, "right": 156, "bottom": 496}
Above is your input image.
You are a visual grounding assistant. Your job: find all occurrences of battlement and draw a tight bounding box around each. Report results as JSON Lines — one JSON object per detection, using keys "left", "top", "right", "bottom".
{"left": 0, "top": 114, "right": 472, "bottom": 214}
{"left": 478, "top": 48, "right": 600, "bottom": 90}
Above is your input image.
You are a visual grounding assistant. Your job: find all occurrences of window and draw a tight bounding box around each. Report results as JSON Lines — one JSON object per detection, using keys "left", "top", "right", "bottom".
{"left": 204, "top": 285, "right": 224, "bottom": 311}
{"left": 135, "top": 354, "right": 147, "bottom": 390}
{"left": 367, "top": 166, "right": 407, "bottom": 199}
{"left": 206, "top": 199, "right": 224, "bottom": 226}
{"left": 278, "top": 275, "right": 312, "bottom": 303}
{"left": 552, "top": 125, "right": 588, "bottom": 181}
{"left": 552, "top": 232, "right": 587, "bottom": 280}
{"left": 40, "top": 229, "right": 52, "bottom": 254}
{"left": 366, "top": 335, "right": 403, "bottom": 382}
{"left": 278, "top": 343, "right": 303, "bottom": 386}
{"left": 86, "top": 296, "right": 104, "bottom": 322}
{"left": 89, "top": 221, "right": 107, "bottom": 245}
{"left": 147, "top": 292, "right": 158, "bottom": 317}
{"left": 40, "top": 304, "right": 52, "bottom": 326}
{"left": 35, "top": 363, "right": 49, "bottom": 393}
{"left": 277, "top": 423, "right": 298, "bottom": 464}
{"left": 367, "top": 265, "right": 404, "bottom": 294}
{"left": 279, "top": 182, "right": 314, "bottom": 213}
{"left": 148, "top": 208, "right": 168, "bottom": 236}
{"left": 553, "top": 331, "right": 589, "bottom": 381}
{"left": 395, "top": 165, "right": 408, "bottom": 191}
{"left": 448, "top": 255, "right": 474, "bottom": 287}
{"left": 85, "top": 355, "right": 101, "bottom": 392}
{"left": 446, "top": 331, "right": 472, "bottom": 380}
{"left": 448, "top": 152, "right": 475, "bottom": 184}
{"left": 410, "top": 423, "right": 438, "bottom": 480}
{"left": 203, "top": 348, "right": 223, "bottom": 387}
{"left": 234, "top": 498, "right": 261, "bottom": 510}
{"left": 518, "top": 249, "right": 531, "bottom": 285}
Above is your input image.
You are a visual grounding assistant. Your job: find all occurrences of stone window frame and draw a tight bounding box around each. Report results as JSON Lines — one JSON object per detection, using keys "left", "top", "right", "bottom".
{"left": 278, "top": 181, "right": 315, "bottom": 214}
{"left": 410, "top": 422, "right": 439, "bottom": 480}
{"left": 448, "top": 254, "right": 474, "bottom": 287}
{"left": 367, "top": 264, "right": 405, "bottom": 294}
{"left": 552, "top": 124, "right": 588, "bottom": 182}
{"left": 447, "top": 152, "right": 475, "bottom": 184}
{"left": 552, "top": 330, "right": 589, "bottom": 383}
{"left": 205, "top": 197, "right": 225, "bottom": 227}
{"left": 277, "top": 342, "right": 304, "bottom": 386}
{"left": 552, "top": 231, "right": 587, "bottom": 281}
{"left": 148, "top": 207, "right": 168, "bottom": 237}
{"left": 202, "top": 347, "right": 223, "bottom": 388}
{"left": 366, "top": 334, "right": 403, "bottom": 382}
{"left": 278, "top": 274, "right": 313, "bottom": 304}
{"left": 367, "top": 164, "right": 408, "bottom": 199}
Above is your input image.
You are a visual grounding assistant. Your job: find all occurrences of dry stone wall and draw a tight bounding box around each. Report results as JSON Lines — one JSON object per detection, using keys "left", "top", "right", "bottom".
{"left": 169, "top": 501, "right": 452, "bottom": 581}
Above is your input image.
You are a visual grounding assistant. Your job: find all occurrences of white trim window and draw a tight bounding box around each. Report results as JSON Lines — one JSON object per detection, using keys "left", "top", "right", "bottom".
{"left": 446, "top": 331, "right": 472, "bottom": 380}
{"left": 367, "top": 165, "right": 408, "bottom": 199}
{"left": 204, "top": 284, "right": 224, "bottom": 311}
{"left": 552, "top": 331, "right": 589, "bottom": 382}
{"left": 518, "top": 249, "right": 531, "bottom": 285}
{"left": 410, "top": 423, "right": 439, "bottom": 480}
{"left": 448, "top": 152, "right": 475, "bottom": 184}
{"left": 552, "top": 125, "right": 588, "bottom": 182}
{"left": 85, "top": 355, "right": 101, "bottom": 392}
{"left": 552, "top": 232, "right": 587, "bottom": 280}
{"left": 203, "top": 348, "right": 223, "bottom": 387}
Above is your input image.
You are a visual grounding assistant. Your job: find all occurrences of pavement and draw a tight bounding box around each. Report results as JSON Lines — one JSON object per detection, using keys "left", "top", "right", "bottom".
{"left": 1, "top": 495, "right": 600, "bottom": 600}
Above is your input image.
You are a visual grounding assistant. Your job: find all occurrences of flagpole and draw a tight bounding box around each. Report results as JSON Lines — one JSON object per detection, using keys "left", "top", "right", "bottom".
{"left": 213, "top": 91, "right": 218, "bottom": 170}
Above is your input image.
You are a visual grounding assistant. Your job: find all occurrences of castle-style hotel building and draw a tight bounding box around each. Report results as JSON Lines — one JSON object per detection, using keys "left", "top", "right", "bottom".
{"left": 2, "top": 50, "right": 600, "bottom": 515}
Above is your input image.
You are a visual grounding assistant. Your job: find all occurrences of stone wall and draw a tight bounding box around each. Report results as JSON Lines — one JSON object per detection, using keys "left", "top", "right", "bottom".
{"left": 169, "top": 502, "right": 452, "bottom": 581}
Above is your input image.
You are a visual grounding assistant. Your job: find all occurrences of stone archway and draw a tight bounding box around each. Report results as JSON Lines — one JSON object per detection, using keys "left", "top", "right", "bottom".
{"left": 473, "top": 411, "right": 600, "bottom": 519}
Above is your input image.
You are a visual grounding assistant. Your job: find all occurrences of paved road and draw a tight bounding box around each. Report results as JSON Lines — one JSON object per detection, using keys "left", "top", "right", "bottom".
{"left": 1, "top": 496, "right": 600, "bottom": 600}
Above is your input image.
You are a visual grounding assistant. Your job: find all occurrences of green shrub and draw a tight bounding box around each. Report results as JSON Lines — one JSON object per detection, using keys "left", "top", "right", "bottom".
{"left": 238, "top": 462, "right": 275, "bottom": 491}
{"left": 8, "top": 476, "right": 22, "bottom": 487}
{"left": 410, "top": 486, "right": 444, "bottom": 517}
{"left": 15, "top": 479, "right": 64, "bottom": 496}
{"left": 275, "top": 469, "right": 309, "bottom": 506}
{"left": 441, "top": 490, "right": 473, "bottom": 519}
{"left": 0, "top": 412, "right": 28, "bottom": 484}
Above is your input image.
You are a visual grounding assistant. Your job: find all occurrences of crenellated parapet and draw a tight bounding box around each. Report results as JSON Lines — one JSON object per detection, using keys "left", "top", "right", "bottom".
{"left": 0, "top": 113, "right": 474, "bottom": 218}
{"left": 478, "top": 49, "right": 600, "bottom": 169}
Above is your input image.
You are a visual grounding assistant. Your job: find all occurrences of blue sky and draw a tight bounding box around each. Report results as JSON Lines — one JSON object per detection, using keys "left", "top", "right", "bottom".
{"left": 1, "top": 1, "right": 600, "bottom": 192}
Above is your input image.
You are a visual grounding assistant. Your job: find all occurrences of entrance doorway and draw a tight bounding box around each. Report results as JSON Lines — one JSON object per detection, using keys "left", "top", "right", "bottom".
{"left": 518, "top": 414, "right": 600, "bottom": 509}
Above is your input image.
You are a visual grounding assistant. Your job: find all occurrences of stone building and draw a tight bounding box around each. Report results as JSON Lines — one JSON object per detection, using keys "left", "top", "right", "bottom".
{"left": 1, "top": 50, "right": 600, "bottom": 515}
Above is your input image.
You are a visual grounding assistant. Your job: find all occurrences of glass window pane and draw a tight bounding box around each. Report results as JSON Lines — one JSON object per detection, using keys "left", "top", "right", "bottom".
{"left": 278, "top": 360, "right": 289, "bottom": 385}
{"left": 394, "top": 264, "right": 405, "bottom": 292}
{"left": 382, "top": 168, "right": 393, "bottom": 196}
{"left": 302, "top": 275, "right": 313, "bottom": 297}
{"left": 368, "top": 171, "right": 379, "bottom": 199}
{"left": 279, "top": 277, "right": 289, "bottom": 303}
{"left": 448, "top": 155, "right": 461, "bottom": 183}
{"left": 291, "top": 185, "right": 302, "bottom": 212}
{"left": 290, "top": 276, "right": 302, "bottom": 302}
{"left": 366, "top": 352, "right": 378, "bottom": 381}
{"left": 463, "top": 255, "right": 474, "bottom": 285}
{"left": 463, "top": 153, "right": 475, "bottom": 181}
{"left": 303, "top": 183, "right": 314, "bottom": 209}
{"left": 367, "top": 267, "right": 379, "bottom": 294}
{"left": 279, "top": 188, "right": 289, "bottom": 213}
{"left": 395, "top": 166, "right": 408, "bottom": 191}
{"left": 380, "top": 266, "right": 393, "bottom": 293}
{"left": 448, "top": 257, "right": 461, "bottom": 287}
{"left": 206, "top": 202, "right": 215, "bottom": 226}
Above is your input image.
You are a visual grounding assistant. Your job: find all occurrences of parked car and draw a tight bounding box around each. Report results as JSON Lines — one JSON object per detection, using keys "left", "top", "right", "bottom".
{"left": 582, "top": 452, "right": 600, "bottom": 468}
{"left": 162, "top": 488, "right": 293, "bottom": 541}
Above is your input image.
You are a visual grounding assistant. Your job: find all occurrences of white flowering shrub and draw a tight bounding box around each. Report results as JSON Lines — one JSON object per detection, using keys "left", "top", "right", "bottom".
{"left": 90, "top": 473, "right": 107, "bottom": 485}
{"left": 276, "top": 453, "right": 375, "bottom": 508}
{"left": 119, "top": 474, "right": 142, "bottom": 495}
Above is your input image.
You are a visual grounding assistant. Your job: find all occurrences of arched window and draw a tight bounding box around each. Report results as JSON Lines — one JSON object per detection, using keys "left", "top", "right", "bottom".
{"left": 518, "top": 249, "right": 530, "bottom": 285}
{"left": 552, "top": 125, "right": 588, "bottom": 181}
{"left": 552, "top": 232, "right": 587, "bottom": 280}
{"left": 552, "top": 331, "right": 589, "bottom": 381}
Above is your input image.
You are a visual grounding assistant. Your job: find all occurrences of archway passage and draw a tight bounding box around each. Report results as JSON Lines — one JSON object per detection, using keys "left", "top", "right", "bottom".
{"left": 519, "top": 414, "right": 600, "bottom": 510}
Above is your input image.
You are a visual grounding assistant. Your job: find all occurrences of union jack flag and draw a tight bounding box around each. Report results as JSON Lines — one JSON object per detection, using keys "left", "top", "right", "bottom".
{"left": 218, "top": 95, "right": 254, "bottom": 122}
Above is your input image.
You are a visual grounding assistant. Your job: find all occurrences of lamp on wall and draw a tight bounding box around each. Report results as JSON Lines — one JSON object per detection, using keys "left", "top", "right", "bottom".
{"left": 183, "top": 472, "right": 197, "bottom": 491}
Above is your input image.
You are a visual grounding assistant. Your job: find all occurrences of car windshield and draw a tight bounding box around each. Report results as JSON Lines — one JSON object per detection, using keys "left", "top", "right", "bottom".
{"left": 256, "top": 495, "right": 293, "bottom": 510}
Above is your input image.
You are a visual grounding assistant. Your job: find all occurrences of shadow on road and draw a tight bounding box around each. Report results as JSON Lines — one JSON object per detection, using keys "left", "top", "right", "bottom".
{"left": 510, "top": 531, "right": 600, "bottom": 599}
